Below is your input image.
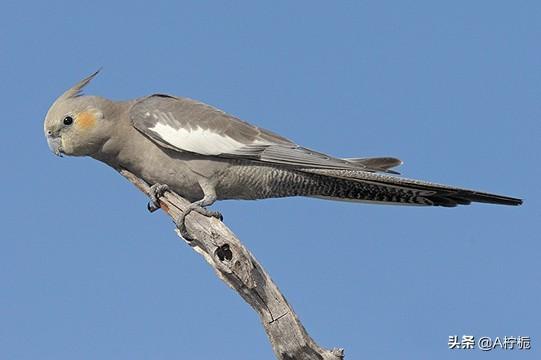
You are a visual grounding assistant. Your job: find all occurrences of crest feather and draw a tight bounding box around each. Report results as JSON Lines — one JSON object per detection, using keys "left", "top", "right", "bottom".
{"left": 59, "top": 69, "right": 101, "bottom": 101}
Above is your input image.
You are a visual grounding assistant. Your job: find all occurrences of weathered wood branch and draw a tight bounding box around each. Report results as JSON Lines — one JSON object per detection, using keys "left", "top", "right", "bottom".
{"left": 119, "top": 169, "right": 344, "bottom": 360}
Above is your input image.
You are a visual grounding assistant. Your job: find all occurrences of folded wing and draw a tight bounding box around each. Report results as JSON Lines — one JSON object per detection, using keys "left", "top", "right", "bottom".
{"left": 130, "top": 94, "right": 398, "bottom": 172}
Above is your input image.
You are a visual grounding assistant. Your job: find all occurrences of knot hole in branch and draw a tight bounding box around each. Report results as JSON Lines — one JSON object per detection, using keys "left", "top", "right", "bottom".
{"left": 215, "top": 243, "right": 233, "bottom": 261}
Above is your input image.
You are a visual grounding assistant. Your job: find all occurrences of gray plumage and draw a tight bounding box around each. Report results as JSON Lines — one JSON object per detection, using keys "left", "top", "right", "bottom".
{"left": 43, "top": 71, "right": 522, "bottom": 222}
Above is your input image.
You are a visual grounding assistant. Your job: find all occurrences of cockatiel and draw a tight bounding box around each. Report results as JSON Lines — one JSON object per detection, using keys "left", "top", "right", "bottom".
{"left": 44, "top": 71, "right": 522, "bottom": 238}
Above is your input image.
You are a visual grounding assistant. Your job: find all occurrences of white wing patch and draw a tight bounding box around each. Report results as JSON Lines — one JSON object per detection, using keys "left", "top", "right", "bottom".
{"left": 148, "top": 121, "right": 260, "bottom": 155}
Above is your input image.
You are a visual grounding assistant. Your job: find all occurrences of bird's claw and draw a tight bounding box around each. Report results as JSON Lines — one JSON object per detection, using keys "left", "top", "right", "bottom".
{"left": 204, "top": 210, "right": 223, "bottom": 221}
{"left": 174, "top": 205, "right": 223, "bottom": 241}
{"left": 175, "top": 214, "right": 193, "bottom": 241}
{"left": 147, "top": 183, "right": 169, "bottom": 212}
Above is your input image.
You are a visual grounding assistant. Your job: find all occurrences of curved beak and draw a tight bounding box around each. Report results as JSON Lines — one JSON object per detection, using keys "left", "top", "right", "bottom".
{"left": 46, "top": 135, "right": 63, "bottom": 157}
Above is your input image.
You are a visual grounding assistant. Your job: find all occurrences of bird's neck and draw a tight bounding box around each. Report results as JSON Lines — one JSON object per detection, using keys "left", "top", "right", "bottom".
{"left": 91, "top": 101, "right": 134, "bottom": 170}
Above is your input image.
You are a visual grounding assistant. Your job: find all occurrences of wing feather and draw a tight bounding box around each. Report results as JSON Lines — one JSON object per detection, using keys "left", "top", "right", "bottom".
{"left": 130, "top": 94, "right": 392, "bottom": 171}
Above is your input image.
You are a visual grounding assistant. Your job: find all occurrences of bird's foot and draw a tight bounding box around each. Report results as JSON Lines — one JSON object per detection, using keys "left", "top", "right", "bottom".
{"left": 175, "top": 203, "right": 223, "bottom": 241}
{"left": 147, "top": 183, "right": 169, "bottom": 212}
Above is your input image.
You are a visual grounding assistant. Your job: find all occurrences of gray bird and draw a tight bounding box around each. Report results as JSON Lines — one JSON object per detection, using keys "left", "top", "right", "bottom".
{"left": 44, "top": 71, "right": 522, "bottom": 238}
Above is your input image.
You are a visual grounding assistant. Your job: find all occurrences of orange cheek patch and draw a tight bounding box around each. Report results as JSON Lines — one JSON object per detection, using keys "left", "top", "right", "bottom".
{"left": 77, "top": 111, "right": 96, "bottom": 129}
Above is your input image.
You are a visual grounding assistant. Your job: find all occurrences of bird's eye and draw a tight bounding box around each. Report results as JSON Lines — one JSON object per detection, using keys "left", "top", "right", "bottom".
{"left": 63, "top": 116, "right": 74, "bottom": 125}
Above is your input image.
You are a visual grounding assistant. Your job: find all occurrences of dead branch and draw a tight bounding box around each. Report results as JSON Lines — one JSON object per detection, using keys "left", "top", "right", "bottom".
{"left": 119, "top": 169, "right": 344, "bottom": 360}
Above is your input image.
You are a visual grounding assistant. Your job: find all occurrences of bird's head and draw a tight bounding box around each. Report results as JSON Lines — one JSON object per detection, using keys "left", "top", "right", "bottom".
{"left": 44, "top": 70, "right": 116, "bottom": 157}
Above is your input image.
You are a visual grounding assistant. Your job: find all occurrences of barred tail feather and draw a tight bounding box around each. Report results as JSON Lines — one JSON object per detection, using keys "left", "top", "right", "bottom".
{"left": 300, "top": 169, "right": 523, "bottom": 207}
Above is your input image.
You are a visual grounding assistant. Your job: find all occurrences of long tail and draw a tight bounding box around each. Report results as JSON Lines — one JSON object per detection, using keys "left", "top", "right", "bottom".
{"left": 298, "top": 168, "right": 522, "bottom": 207}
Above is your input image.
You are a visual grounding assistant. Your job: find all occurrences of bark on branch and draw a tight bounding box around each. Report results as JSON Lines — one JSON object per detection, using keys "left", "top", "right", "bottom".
{"left": 119, "top": 169, "right": 344, "bottom": 360}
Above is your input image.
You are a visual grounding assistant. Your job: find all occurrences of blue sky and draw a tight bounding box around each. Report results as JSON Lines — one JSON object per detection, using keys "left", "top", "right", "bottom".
{"left": 1, "top": 1, "right": 539, "bottom": 359}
